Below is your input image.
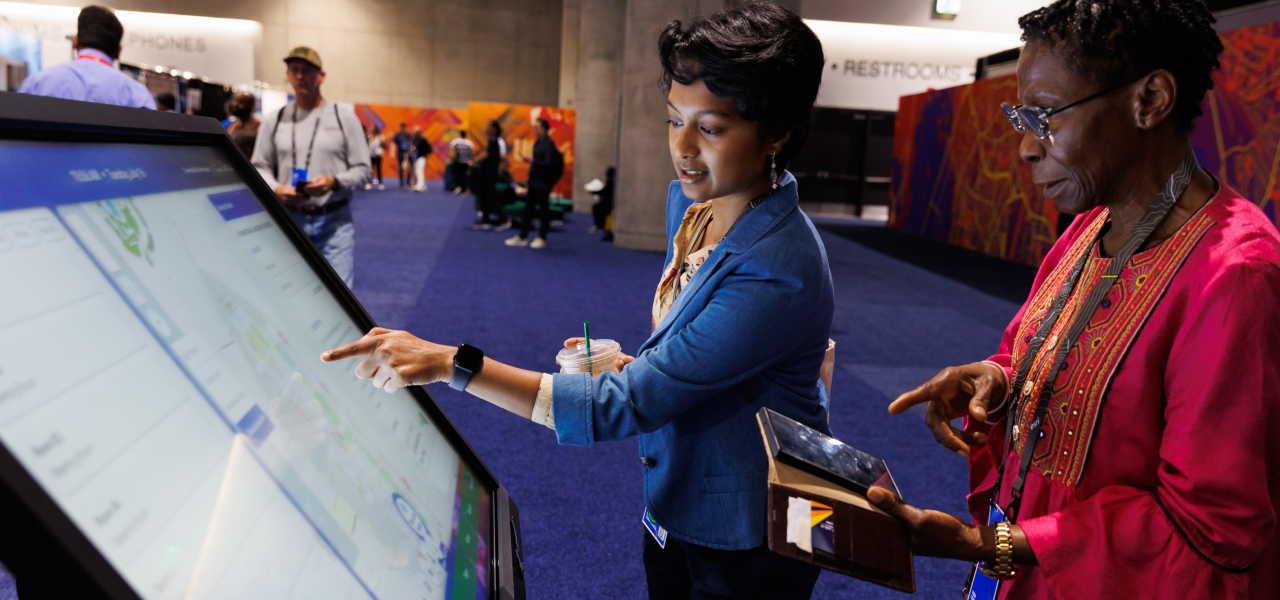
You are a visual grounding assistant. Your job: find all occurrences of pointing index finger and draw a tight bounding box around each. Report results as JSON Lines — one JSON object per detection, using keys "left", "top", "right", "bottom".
{"left": 321, "top": 336, "right": 380, "bottom": 362}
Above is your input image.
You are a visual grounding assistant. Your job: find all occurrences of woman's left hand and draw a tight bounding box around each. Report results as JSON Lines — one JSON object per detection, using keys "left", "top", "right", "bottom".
{"left": 321, "top": 327, "right": 457, "bottom": 393}
{"left": 563, "top": 337, "right": 635, "bottom": 372}
{"left": 866, "top": 487, "right": 988, "bottom": 562}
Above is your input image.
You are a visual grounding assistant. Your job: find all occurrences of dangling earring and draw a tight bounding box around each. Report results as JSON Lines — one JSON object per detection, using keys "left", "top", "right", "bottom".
{"left": 770, "top": 153, "right": 778, "bottom": 190}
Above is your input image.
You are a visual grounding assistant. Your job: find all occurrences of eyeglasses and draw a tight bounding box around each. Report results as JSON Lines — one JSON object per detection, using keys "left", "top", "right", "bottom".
{"left": 1001, "top": 76, "right": 1142, "bottom": 140}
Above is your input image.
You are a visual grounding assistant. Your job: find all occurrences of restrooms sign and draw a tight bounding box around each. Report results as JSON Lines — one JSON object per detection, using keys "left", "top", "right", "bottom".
{"left": 0, "top": 2, "right": 260, "bottom": 85}
{"left": 805, "top": 20, "right": 1022, "bottom": 111}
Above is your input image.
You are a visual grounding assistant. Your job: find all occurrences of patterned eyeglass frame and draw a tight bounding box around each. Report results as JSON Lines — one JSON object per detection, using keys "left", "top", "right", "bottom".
{"left": 1001, "top": 75, "right": 1146, "bottom": 140}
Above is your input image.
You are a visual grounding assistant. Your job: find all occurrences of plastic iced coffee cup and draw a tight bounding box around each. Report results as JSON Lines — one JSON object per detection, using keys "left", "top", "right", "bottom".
{"left": 556, "top": 339, "right": 621, "bottom": 376}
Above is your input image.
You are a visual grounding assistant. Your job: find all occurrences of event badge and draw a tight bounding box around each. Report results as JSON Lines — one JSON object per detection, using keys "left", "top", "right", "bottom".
{"left": 962, "top": 504, "right": 1006, "bottom": 600}
{"left": 291, "top": 167, "right": 309, "bottom": 188}
{"left": 642, "top": 507, "right": 668, "bottom": 549}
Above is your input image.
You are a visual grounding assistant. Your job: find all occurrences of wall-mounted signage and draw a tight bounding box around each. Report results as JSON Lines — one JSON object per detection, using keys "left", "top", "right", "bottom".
{"left": 805, "top": 19, "right": 1021, "bottom": 111}
{"left": 0, "top": 2, "right": 259, "bottom": 85}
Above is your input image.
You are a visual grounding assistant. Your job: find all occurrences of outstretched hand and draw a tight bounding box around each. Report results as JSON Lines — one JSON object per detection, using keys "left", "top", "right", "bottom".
{"left": 563, "top": 337, "right": 635, "bottom": 372}
{"left": 866, "top": 487, "right": 988, "bottom": 562}
{"left": 888, "top": 362, "right": 1006, "bottom": 458}
{"left": 321, "top": 327, "right": 456, "bottom": 393}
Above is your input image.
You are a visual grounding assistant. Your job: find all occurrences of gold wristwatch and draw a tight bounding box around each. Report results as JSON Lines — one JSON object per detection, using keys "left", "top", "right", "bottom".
{"left": 978, "top": 521, "right": 1017, "bottom": 580}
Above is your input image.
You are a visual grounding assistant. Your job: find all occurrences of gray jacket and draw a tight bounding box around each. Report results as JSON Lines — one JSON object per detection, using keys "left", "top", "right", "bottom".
{"left": 252, "top": 101, "right": 371, "bottom": 207}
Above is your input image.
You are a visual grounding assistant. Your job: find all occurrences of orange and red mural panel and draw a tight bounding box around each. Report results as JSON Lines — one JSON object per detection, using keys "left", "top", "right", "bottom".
{"left": 1191, "top": 21, "right": 1280, "bottom": 227}
{"left": 891, "top": 20, "right": 1280, "bottom": 267}
{"left": 353, "top": 104, "right": 469, "bottom": 181}
{"left": 468, "top": 102, "right": 577, "bottom": 199}
{"left": 890, "top": 74, "right": 1059, "bottom": 266}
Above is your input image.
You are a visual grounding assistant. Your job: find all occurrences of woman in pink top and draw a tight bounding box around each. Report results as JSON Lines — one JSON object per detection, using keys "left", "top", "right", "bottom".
{"left": 869, "top": 1, "right": 1280, "bottom": 598}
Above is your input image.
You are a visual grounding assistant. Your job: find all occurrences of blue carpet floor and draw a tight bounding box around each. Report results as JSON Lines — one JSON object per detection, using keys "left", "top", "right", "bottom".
{"left": 0, "top": 182, "right": 1028, "bottom": 599}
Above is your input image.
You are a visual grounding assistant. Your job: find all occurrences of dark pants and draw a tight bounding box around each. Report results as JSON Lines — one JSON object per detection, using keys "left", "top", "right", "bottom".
{"left": 592, "top": 197, "right": 612, "bottom": 230}
{"left": 519, "top": 185, "right": 552, "bottom": 240}
{"left": 476, "top": 170, "right": 504, "bottom": 224}
{"left": 452, "top": 162, "right": 470, "bottom": 193}
{"left": 371, "top": 155, "right": 382, "bottom": 181}
{"left": 643, "top": 533, "right": 821, "bottom": 600}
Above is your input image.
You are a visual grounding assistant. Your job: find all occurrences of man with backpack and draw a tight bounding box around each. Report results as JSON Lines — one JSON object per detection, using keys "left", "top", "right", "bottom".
{"left": 251, "top": 47, "right": 370, "bottom": 286}
{"left": 505, "top": 118, "right": 564, "bottom": 249}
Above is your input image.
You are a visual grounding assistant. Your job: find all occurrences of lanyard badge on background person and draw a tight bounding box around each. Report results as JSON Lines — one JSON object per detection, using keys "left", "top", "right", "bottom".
{"left": 291, "top": 100, "right": 328, "bottom": 194}
{"left": 964, "top": 152, "right": 1200, "bottom": 600}
{"left": 77, "top": 54, "right": 113, "bottom": 68}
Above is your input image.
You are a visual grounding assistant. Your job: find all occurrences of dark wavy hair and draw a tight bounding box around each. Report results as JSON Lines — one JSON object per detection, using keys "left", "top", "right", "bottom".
{"left": 659, "top": 3, "right": 825, "bottom": 169}
{"left": 1018, "top": 0, "right": 1223, "bottom": 132}
{"left": 77, "top": 6, "right": 124, "bottom": 58}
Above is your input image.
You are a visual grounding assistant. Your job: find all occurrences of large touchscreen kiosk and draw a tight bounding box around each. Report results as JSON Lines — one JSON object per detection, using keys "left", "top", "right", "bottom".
{"left": 0, "top": 141, "right": 489, "bottom": 600}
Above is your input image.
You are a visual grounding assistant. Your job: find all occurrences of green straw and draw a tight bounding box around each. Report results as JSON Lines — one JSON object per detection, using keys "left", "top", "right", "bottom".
{"left": 584, "top": 321, "right": 592, "bottom": 376}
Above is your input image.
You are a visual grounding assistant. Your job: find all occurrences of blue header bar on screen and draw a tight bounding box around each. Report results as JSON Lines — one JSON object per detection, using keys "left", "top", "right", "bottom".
{"left": 0, "top": 141, "right": 247, "bottom": 211}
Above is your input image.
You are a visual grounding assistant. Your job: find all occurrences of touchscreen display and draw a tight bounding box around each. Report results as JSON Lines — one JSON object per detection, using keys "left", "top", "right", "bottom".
{"left": 0, "top": 141, "right": 489, "bottom": 600}
{"left": 767, "top": 410, "right": 899, "bottom": 497}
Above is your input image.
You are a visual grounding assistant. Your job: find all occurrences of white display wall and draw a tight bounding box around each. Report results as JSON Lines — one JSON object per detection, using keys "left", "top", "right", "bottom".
{"left": 0, "top": 2, "right": 259, "bottom": 85}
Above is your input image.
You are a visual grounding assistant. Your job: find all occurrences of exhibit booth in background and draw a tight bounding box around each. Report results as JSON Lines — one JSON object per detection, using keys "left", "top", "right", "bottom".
{"left": 792, "top": 20, "right": 1021, "bottom": 219}
{"left": 890, "top": 15, "right": 1280, "bottom": 267}
{"left": 0, "top": 1, "right": 260, "bottom": 85}
{"left": 353, "top": 102, "right": 577, "bottom": 200}
{"left": 0, "top": 28, "right": 38, "bottom": 91}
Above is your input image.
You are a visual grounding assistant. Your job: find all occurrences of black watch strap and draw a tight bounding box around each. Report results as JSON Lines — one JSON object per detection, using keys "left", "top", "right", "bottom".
{"left": 449, "top": 344, "right": 484, "bottom": 391}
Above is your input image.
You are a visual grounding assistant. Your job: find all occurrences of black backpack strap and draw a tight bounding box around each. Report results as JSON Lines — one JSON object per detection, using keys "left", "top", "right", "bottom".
{"left": 332, "top": 102, "right": 350, "bottom": 169}
{"left": 271, "top": 105, "right": 287, "bottom": 142}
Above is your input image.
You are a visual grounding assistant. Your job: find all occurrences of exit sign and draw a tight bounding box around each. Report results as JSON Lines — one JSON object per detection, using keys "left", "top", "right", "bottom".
{"left": 934, "top": 0, "right": 961, "bottom": 19}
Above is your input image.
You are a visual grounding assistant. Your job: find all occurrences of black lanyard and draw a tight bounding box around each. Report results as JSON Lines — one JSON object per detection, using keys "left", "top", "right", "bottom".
{"left": 992, "top": 152, "right": 1200, "bottom": 523}
{"left": 291, "top": 101, "right": 328, "bottom": 175}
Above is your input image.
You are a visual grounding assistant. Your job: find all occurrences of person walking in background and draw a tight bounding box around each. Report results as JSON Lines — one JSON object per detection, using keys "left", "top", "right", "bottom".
{"left": 225, "top": 92, "right": 260, "bottom": 158}
{"left": 449, "top": 131, "right": 476, "bottom": 196}
{"left": 366, "top": 125, "right": 386, "bottom": 190}
{"left": 411, "top": 126, "right": 433, "bottom": 193}
{"left": 155, "top": 93, "right": 176, "bottom": 112}
{"left": 589, "top": 166, "right": 616, "bottom": 241}
{"left": 251, "top": 46, "right": 370, "bottom": 287}
{"left": 472, "top": 120, "right": 508, "bottom": 229}
{"left": 392, "top": 123, "right": 413, "bottom": 189}
{"left": 18, "top": 6, "right": 155, "bottom": 109}
{"left": 506, "top": 118, "right": 563, "bottom": 249}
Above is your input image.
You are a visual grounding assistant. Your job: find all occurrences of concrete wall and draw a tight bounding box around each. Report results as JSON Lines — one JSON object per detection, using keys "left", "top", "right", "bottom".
{"left": 568, "top": 0, "right": 624, "bottom": 212}
{"left": 9, "top": 0, "right": 564, "bottom": 109}
{"left": 612, "top": 0, "right": 701, "bottom": 251}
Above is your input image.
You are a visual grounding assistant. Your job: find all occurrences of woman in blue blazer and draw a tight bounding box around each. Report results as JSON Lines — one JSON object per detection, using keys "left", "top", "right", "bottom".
{"left": 324, "top": 5, "right": 832, "bottom": 598}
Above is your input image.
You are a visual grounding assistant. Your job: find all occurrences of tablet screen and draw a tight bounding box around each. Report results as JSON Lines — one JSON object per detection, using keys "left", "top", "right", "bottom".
{"left": 0, "top": 140, "right": 489, "bottom": 600}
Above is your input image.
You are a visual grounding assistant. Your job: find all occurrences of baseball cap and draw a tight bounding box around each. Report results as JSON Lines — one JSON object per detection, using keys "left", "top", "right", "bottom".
{"left": 284, "top": 46, "right": 323, "bottom": 69}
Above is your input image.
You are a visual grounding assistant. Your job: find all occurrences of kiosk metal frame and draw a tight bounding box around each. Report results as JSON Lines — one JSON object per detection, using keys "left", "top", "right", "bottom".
{"left": 0, "top": 91, "right": 525, "bottom": 600}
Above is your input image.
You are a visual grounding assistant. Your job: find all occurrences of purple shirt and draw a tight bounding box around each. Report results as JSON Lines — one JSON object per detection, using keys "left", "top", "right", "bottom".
{"left": 17, "top": 49, "right": 156, "bottom": 110}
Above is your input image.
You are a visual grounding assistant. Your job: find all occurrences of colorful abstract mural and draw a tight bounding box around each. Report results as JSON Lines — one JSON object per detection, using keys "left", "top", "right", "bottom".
{"left": 353, "top": 104, "right": 468, "bottom": 181}
{"left": 890, "top": 74, "right": 1059, "bottom": 266}
{"left": 891, "top": 20, "right": 1280, "bottom": 267}
{"left": 1191, "top": 21, "right": 1280, "bottom": 226}
{"left": 468, "top": 102, "right": 577, "bottom": 199}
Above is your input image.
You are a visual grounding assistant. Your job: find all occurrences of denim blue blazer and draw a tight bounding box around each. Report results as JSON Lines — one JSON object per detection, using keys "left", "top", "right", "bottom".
{"left": 551, "top": 171, "right": 835, "bottom": 550}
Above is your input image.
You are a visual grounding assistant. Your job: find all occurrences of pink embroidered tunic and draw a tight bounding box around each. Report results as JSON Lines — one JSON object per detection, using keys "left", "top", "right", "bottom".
{"left": 969, "top": 185, "right": 1280, "bottom": 599}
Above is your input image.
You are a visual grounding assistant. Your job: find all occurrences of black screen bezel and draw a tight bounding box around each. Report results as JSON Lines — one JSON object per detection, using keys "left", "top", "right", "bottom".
{"left": 0, "top": 93, "right": 501, "bottom": 600}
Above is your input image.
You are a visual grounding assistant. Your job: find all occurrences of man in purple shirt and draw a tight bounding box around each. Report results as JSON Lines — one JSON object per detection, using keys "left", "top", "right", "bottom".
{"left": 17, "top": 6, "right": 156, "bottom": 110}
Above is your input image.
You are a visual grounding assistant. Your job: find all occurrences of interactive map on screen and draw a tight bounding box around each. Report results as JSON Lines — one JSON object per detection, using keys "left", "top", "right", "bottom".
{"left": 0, "top": 141, "right": 489, "bottom": 600}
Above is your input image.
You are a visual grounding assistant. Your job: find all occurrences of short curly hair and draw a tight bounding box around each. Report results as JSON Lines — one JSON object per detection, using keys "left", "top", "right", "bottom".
{"left": 659, "top": 3, "right": 825, "bottom": 168}
{"left": 1018, "top": 0, "right": 1224, "bottom": 131}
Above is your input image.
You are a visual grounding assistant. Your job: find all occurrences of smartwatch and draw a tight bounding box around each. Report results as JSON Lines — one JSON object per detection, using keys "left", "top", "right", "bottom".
{"left": 449, "top": 344, "right": 485, "bottom": 391}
